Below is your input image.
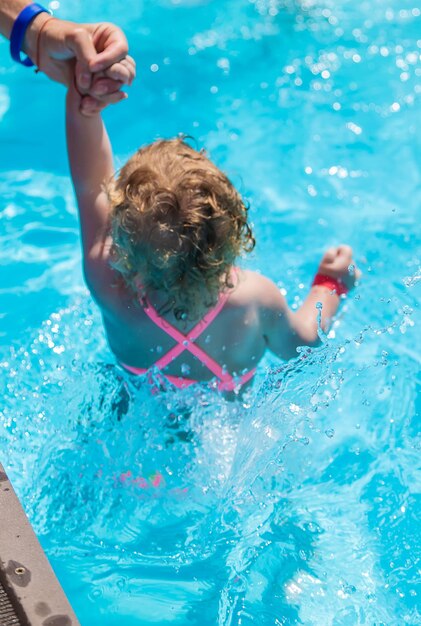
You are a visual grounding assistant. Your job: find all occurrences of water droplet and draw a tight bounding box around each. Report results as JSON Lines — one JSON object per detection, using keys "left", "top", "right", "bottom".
{"left": 341, "top": 582, "right": 357, "bottom": 595}
{"left": 325, "top": 428, "right": 335, "bottom": 438}
{"left": 348, "top": 264, "right": 355, "bottom": 276}
{"left": 90, "top": 587, "right": 103, "bottom": 599}
{"left": 181, "top": 363, "right": 191, "bottom": 375}
{"left": 217, "top": 57, "right": 230, "bottom": 72}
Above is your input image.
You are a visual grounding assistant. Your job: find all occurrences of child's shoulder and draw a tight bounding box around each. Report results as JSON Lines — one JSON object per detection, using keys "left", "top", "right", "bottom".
{"left": 233, "top": 269, "right": 285, "bottom": 309}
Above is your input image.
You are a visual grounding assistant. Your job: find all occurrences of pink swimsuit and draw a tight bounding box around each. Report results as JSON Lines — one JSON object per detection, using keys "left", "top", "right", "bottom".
{"left": 120, "top": 288, "right": 256, "bottom": 392}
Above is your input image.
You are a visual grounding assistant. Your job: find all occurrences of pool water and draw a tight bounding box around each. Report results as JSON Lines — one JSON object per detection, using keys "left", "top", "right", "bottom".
{"left": 1, "top": 0, "right": 420, "bottom": 624}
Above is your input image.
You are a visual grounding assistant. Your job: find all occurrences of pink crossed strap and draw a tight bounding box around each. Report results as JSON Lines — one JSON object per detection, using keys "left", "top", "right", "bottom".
{"left": 120, "top": 269, "right": 257, "bottom": 390}
{"left": 141, "top": 289, "right": 234, "bottom": 385}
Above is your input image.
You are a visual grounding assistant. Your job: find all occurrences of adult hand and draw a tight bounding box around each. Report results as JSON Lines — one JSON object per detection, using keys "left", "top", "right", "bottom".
{"left": 25, "top": 16, "right": 135, "bottom": 114}
{"left": 81, "top": 56, "right": 136, "bottom": 116}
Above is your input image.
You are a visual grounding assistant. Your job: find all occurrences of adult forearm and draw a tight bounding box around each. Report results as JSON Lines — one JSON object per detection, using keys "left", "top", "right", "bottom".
{"left": 0, "top": 0, "right": 27, "bottom": 38}
{"left": 0, "top": 0, "right": 53, "bottom": 65}
{"left": 1, "top": 3, "right": 134, "bottom": 115}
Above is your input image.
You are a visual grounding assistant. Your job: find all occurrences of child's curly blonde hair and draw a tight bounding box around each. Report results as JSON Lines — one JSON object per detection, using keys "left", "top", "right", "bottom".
{"left": 108, "top": 138, "right": 255, "bottom": 319}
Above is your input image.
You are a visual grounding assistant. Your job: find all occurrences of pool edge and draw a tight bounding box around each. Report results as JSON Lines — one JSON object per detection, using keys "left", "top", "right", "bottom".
{"left": 0, "top": 463, "right": 80, "bottom": 626}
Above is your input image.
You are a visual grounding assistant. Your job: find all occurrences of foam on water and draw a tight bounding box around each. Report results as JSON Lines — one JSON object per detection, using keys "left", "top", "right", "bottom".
{"left": 1, "top": 0, "right": 420, "bottom": 624}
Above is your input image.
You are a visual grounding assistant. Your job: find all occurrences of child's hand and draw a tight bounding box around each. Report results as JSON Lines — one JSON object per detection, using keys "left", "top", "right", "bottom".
{"left": 77, "top": 55, "right": 135, "bottom": 116}
{"left": 317, "top": 245, "right": 361, "bottom": 290}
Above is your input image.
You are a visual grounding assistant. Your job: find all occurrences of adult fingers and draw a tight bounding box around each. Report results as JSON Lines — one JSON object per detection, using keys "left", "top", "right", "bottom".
{"left": 102, "top": 90, "right": 128, "bottom": 105}
{"left": 65, "top": 28, "right": 97, "bottom": 91}
{"left": 102, "top": 64, "right": 131, "bottom": 85}
{"left": 88, "top": 24, "right": 128, "bottom": 73}
{"left": 79, "top": 91, "right": 127, "bottom": 116}
{"left": 121, "top": 56, "right": 136, "bottom": 83}
{"left": 91, "top": 77, "right": 124, "bottom": 98}
{"left": 105, "top": 56, "right": 136, "bottom": 85}
{"left": 74, "top": 59, "right": 92, "bottom": 93}
{"left": 89, "top": 57, "right": 136, "bottom": 99}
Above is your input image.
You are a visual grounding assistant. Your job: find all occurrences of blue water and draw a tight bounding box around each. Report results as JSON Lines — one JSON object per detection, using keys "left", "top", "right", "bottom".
{"left": 1, "top": 0, "right": 420, "bottom": 624}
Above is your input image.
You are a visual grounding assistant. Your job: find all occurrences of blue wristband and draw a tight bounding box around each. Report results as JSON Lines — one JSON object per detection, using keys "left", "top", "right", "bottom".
{"left": 10, "top": 3, "right": 50, "bottom": 67}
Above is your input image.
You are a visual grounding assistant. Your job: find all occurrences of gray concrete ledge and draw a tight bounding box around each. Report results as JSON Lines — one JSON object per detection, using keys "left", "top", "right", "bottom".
{"left": 0, "top": 464, "right": 80, "bottom": 626}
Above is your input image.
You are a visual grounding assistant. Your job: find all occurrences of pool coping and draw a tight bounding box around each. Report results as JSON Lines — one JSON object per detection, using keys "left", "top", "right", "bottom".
{"left": 0, "top": 463, "right": 80, "bottom": 626}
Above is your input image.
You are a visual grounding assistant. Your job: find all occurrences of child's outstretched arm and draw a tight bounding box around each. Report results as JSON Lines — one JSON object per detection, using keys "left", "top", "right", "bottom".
{"left": 260, "top": 245, "right": 360, "bottom": 359}
{"left": 66, "top": 79, "right": 118, "bottom": 266}
{"left": 65, "top": 60, "right": 134, "bottom": 282}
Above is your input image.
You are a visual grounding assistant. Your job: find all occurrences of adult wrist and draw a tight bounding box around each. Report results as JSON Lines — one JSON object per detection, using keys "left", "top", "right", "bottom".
{"left": 22, "top": 10, "right": 53, "bottom": 62}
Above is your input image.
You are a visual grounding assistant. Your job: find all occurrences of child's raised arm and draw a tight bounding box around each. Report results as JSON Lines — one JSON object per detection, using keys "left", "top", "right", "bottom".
{"left": 66, "top": 79, "right": 123, "bottom": 272}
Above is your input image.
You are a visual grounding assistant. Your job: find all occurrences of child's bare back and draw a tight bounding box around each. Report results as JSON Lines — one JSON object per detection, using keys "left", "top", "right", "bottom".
{"left": 66, "top": 75, "right": 360, "bottom": 392}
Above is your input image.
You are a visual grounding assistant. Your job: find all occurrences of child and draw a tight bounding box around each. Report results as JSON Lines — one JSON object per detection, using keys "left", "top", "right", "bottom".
{"left": 66, "top": 63, "right": 360, "bottom": 394}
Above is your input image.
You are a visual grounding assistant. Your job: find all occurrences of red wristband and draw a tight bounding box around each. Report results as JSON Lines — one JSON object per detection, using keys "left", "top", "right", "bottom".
{"left": 312, "top": 273, "right": 348, "bottom": 296}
